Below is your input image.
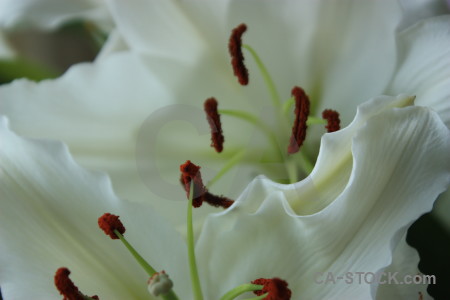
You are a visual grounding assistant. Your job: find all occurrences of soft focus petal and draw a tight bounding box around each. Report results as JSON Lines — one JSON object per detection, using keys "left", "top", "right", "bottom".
{"left": 0, "top": 117, "right": 189, "bottom": 299}
{"left": 387, "top": 15, "right": 450, "bottom": 127}
{"left": 375, "top": 231, "right": 431, "bottom": 300}
{"left": 104, "top": 0, "right": 218, "bottom": 61}
{"left": 0, "top": 0, "right": 112, "bottom": 31}
{"left": 227, "top": 0, "right": 404, "bottom": 124}
{"left": 196, "top": 96, "right": 450, "bottom": 299}
{"left": 432, "top": 190, "right": 450, "bottom": 231}
{"left": 398, "top": 0, "right": 449, "bottom": 29}
{"left": 95, "top": 29, "right": 129, "bottom": 61}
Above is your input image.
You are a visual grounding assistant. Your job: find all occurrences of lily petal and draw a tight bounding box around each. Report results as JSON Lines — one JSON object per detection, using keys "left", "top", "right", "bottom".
{"left": 196, "top": 96, "right": 450, "bottom": 299}
{"left": 0, "top": 117, "right": 189, "bottom": 299}
{"left": 104, "top": 0, "right": 220, "bottom": 61}
{"left": 374, "top": 231, "right": 432, "bottom": 300}
{"left": 388, "top": 15, "right": 450, "bottom": 127}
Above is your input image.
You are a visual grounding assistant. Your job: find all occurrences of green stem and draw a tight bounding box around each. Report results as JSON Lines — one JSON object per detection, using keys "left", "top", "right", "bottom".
{"left": 306, "top": 116, "right": 327, "bottom": 126}
{"left": 282, "top": 96, "right": 295, "bottom": 116}
{"left": 219, "top": 109, "right": 283, "bottom": 160}
{"left": 114, "top": 232, "right": 180, "bottom": 300}
{"left": 207, "top": 150, "right": 246, "bottom": 188}
{"left": 219, "top": 284, "right": 263, "bottom": 300}
{"left": 285, "top": 158, "right": 298, "bottom": 184}
{"left": 298, "top": 152, "right": 314, "bottom": 175}
{"left": 244, "top": 295, "right": 269, "bottom": 300}
{"left": 114, "top": 230, "right": 156, "bottom": 276}
{"left": 161, "top": 290, "right": 180, "bottom": 300}
{"left": 187, "top": 183, "right": 204, "bottom": 300}
{"left": 243, "top": 44, "right": 281, "bottom": 107}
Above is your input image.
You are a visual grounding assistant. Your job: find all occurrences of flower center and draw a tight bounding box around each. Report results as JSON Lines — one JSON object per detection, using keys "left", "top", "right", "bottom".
{"left": 201, "top": 23, "right": 341, "bottom": 186}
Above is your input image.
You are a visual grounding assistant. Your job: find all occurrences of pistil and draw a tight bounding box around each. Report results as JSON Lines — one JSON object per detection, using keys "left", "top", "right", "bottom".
{"left": 186, "top": 181, "right": 204, "bottom": 300}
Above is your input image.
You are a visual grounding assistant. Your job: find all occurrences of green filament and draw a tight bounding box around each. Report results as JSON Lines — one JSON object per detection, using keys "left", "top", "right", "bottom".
{"left": 187, "top": 182, "right": 204, "bottom": 300}
{"left": 243, "top": 44, "right": 281, "bottom": 107}
{"left": 207, "top": 150, "right": 246, "bottom": 188}
{"left": 114, "top": 230, "right": 179, "bottom": 300}
{"left": 114, "top": 230, "right": 156, "bottom": 276}
{"left": 219, "top": 283, "right": 264, "bottom": 300}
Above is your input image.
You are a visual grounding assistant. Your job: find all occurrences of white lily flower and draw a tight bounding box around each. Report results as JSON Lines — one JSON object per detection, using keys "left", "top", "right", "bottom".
{"left": 0, "top": 0, "right": 449, "bottom": 224}
{"left": 0, "top": 93, "right": 449, "bottom": 299}
{"left": 0, "top": 0, "right": 450, "bottom": 299}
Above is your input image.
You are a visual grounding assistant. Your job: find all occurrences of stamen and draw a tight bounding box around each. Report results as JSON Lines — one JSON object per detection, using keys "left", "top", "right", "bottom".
{"left": 322, "top": 109, "right": 341, "bottom": 132}
{"left": 287, "top": 86, "right": 310, "bottom": 154}
{"left": 251, "top": 278, "right": 292, "bottom": 300}
{"left": 97, "top": 213, "right": 125, "bottom": 239}
{"left": 186, "top": 181, "right": 204, "bottom": 300}
{"left": 180, "top": 160, "right": 234, "bottom": 209}
{"left": 229, "top": 23, "right": 249, "bottom": 85}
{"left": 54, "top": 267, "right": 99, "bottom": 300}
{"left": 148, "top": 271, "right": 174, "bottom": 297}
{"left": 219, "top": 283, "right": 264, "bottom": 300}
{"left": 180, "top": 160, "right": 207, "bottom": 207}
{"left": 204, "top": 192, "right": 234, "bottom": 208}
{"left": 97, "top": 214, "right": 180, "bottom": 300}
{"left": 204, "top": 98, "right": 224, "bottom": 153}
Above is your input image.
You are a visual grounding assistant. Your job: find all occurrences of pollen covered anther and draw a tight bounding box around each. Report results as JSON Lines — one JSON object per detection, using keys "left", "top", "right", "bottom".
{"left": 98, "top": 213, "right": 126, "bottom": 239}
{"left": 204, "top": 98, "right": 224, "bottom": 153}
{"left": 203, "top": 192, "right": 234, "bottom": 209}
{"left": 288, "top": 86, "right": 310, "bottom": 154}
{"left": 180, "top": 160, "right": 207, "bottom": 207}
{"left": 322, "top": 109, "right": 341, "bottom": 132}
{"left": 180, "top": 160, "right": 234, "bottom": 209}
{"left": 54, "top": 267, "right": 99, "bottom": 300}
{"left": 229, "top": 23, "right": 249, "bottom": 85}
{"left": 252, "top": 278, "right": 292, "bottom": 300}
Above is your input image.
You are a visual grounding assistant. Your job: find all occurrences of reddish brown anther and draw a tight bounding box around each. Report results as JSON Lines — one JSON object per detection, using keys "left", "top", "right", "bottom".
{"left": 204, "top": 98, "right": 224, "bottom": 153}
{"left": 229, "top": 23, "right": 249, "bottom": 85}
{"left": 54, "top": 268, "right": 99, "bottom": 300}
{"left": 180, "top": 160, "right": 234, "bottom": 209}
{"left": 322, "top": 109, "right": 341, "bottom": 132}
{"left": 204, "top": 192, "right": 234, "bottom": 208}
{"left": 98, "top": 213, "right": 125, "bottom": 239}
{"left": 180, "top": 160, "right": 208, "bottom": 207}
{"left": 252, "top": 278, "right": 292, "bottom": 300}
{"left": 288, "top": 86, "right": 310, "bottom": 154}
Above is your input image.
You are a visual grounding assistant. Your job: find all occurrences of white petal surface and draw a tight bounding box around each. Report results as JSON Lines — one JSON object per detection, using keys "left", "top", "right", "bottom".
{"left": 104, "top": 0, "right": 218, "bottom": 62}
{"left": 0, "top": 0, "right": 112, "bottom": 31}
{"left": 0, "top": 117, "right": 190, "bottom": 299}
{"left": 106, "top": 0, "right": 410, "bottom": 124}
{"left": 226, "top": 0, "right": 404, "bottom": 124}
{"left": 387, "top": 15, "right": 450, "bottom": 127}
{"left": 196, "top": 97, "right": 450, "bottom": 299}
{"left": 398, "top": 0, "right": 448, "bottom": 29}
{"left": 375, "top": 231, "right": 431, "bottom": 300}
